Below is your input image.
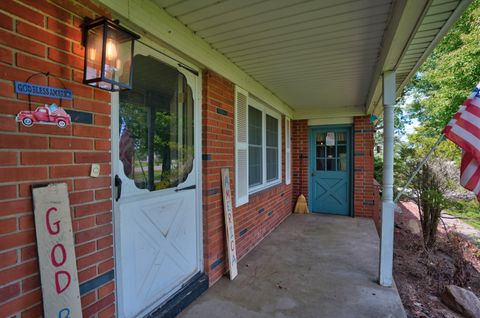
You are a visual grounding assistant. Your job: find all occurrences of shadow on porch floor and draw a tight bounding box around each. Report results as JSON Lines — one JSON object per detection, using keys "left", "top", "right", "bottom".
{"left": 179, "top": 214, "right": 406, "bottom": 318}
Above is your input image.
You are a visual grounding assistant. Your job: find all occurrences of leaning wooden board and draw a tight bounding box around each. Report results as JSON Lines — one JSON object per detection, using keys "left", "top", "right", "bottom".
{"left": 32, "top": 183, "right": 82, "bottom": 318}
{"left": 221, "top": 168, "right": 238, "bottom": 280}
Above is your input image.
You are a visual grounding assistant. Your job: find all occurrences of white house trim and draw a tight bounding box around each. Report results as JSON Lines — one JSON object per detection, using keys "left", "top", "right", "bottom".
{"left": 366, "top": 0, "right": 431, "bottom": 115}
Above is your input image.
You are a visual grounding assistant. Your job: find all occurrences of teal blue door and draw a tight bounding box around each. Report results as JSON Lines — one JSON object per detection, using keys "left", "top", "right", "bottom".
{"left": 309, "top": 127, "right": 351, "bottom": 215}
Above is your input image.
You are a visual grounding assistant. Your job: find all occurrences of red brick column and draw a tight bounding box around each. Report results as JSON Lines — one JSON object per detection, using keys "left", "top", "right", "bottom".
{"left": 0, "top": 1, "right": 115, "bottom": 317}
{"left": 353, "top": 116, "right": 376, "bottom": 218}
{"left": 202, "top": 70, "right": 293, "bottom": 285}
{"left": 201, "top": 70, "right": 235, "bottom": 284}
{"left": 291, "top": 120, "right": 308, "bottom": 206}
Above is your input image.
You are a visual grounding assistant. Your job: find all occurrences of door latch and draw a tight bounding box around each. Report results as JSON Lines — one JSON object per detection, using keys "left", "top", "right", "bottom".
{"left": 115, "top": 175, "right": 122, "bottom": 201}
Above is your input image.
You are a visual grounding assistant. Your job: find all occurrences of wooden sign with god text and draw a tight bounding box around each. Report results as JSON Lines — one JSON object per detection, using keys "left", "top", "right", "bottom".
{"left": 32, "top": 183, "right": 82, "bottom": 318}
{"left": 221, "top": 168, "right": 238, "bottom": 280}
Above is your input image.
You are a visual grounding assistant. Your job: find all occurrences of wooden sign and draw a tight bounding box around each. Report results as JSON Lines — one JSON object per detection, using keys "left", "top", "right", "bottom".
{"left": 32, "top": 183, "right": 82, "bottom": 318}
{"left": 221, "top": 168, "right": 238, "bottom": 280}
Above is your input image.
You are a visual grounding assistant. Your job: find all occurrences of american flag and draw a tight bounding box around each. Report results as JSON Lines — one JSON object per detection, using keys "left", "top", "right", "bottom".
{"left": 443, "top": 82, "right": 480, "bottom": 201}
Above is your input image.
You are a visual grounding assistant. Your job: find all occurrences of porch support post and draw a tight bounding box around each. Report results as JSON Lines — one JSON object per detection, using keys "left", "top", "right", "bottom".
{"left": 379, "top": 70, "right": 396, "bottom": 287}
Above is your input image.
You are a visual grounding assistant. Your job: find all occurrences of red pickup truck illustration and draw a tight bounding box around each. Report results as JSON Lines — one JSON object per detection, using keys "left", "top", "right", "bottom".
{"left": 16, "top": 104, "right": 71, "bottom": 128}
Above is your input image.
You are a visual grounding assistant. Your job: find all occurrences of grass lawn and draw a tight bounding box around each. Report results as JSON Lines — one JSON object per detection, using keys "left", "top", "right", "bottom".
{"left": 445, "top": 198, "right": 480, "bottom": 230}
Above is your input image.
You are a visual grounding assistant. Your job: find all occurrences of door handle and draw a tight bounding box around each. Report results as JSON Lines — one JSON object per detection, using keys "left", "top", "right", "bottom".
{"left": 311, "top": 172, "right": 316, "bottom": 177}
{"left": 115, "top": 175, "right": 122, "bottom": 201}
{"left": 175, "top": 185, "right": 196, "bottom": 192}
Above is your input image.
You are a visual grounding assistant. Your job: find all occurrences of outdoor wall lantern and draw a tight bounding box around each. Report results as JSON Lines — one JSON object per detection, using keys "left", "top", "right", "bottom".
{"left": 82, "top": 17, "right": 140, "bottom": 91}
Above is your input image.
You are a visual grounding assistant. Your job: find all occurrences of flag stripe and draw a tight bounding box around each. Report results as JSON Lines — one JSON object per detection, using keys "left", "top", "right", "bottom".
{"left": 456, "top": 114, "right": 480, "bottom": 140}
{"left": 464, "top": 159, "right": 480, "bottom": 190}
{"left": 460, "top": 154, "right": 476, "bottom": 186}
{"left": 443, "top": 81, "right": 480, "bottom": 201}
{"left": 447, "top": 126, "right": 480, "bottom": 160}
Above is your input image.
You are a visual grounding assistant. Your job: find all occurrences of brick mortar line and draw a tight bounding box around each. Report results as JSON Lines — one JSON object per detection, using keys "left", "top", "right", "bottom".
{"left": 1, "top": 8, "right": 84, "bottom": 44}
{"left": 76, "top": 243, "right": 114, "bottom": 260}
{"left": 0, "top": 286, "right": 41, "bottom": 309}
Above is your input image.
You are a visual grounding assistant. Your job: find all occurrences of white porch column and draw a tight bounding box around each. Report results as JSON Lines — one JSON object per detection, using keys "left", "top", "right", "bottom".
{"left": 379, "top": 71, "right": 396, "bottom": 287}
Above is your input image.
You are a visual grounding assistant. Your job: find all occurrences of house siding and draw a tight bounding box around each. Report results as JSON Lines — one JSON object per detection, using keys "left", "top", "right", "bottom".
{"left": 0, "top": 1, "right": 115, "bottom": 317}
{"left": 202, "top": 70, "right": 293, "bottom": 284}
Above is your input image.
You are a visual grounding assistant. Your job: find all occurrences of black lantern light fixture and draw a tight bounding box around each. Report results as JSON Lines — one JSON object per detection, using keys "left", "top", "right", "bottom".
{"left": 82, "top": 17, "right": 140, "bottom": 91}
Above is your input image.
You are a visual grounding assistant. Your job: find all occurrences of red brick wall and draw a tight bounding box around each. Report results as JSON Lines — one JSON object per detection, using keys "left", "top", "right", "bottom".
{"left": 0, "top": 1, "right": 115, "bottom": 317}
{"left": 202, "top": 70, "right": 293, "bottom": 285}
{"left": 291, "top": 120, "right": 308, "bottom": 206}
{"left": 353, "top": 116, "right": 376, "bottom": 218}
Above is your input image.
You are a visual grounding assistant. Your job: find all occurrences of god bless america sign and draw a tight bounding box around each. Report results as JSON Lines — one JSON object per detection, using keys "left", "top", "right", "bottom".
{"left": 32, "top": 183, "right": 82, "bottom": 318}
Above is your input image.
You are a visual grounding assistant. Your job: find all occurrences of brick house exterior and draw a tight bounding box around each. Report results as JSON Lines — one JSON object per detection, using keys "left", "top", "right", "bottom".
{"left": 202, "top": 71, "right": 293, "bottom": 284}
{"left": 0, "top": 0, "right": 466, "bottom": 317}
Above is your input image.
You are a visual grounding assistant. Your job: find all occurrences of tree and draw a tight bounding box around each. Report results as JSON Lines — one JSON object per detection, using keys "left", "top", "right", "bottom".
{"left": 405, "top": 0, "right": 480, "bottom": 136}
{"left": 393, "top": 0, "right": 480, "bottom": 248}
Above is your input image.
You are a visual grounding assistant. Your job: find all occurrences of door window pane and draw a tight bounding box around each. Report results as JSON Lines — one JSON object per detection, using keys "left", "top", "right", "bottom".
{"left": 327, "top": 146, "right": 335, "bottom": 157}
{"left": 327, "top": 159, "right": 336, "bottom": 171}
{"left": 337, "top": 132, "right": 346, "bottom": 144}
{"left": 316, "top": 146, "right": 325, "bottom": 158}
{"left": 317, "top": 159, "right": 325, "bottom": 171}
{"left": 119, "top": 55, "right": 194, "bottom": 191}
{"left": 248, "top": 106, "right": 262, "bottom": 186}
{"left": 266, "top": 115, "right": 278, "bottom": 181}
{"left": 316, "top": 132, "right": 326, "bottom": 145}
{"left": 337, "top": 145, "right": 347, "bottom": 171}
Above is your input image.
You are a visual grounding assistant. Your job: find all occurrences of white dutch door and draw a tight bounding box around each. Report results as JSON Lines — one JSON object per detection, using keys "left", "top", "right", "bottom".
{"left": 112, "top": 43, "right": 202, "bottom": 318}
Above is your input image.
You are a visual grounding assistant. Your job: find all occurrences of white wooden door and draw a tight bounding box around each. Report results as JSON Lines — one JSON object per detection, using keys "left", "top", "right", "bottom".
{"left": 112, "top": 43, "right": 202, "bottom": 318}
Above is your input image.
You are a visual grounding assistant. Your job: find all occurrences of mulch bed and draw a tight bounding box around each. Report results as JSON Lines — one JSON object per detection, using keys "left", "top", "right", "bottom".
{"left": 394, "top": 201, "right": 480, "bottom": 318}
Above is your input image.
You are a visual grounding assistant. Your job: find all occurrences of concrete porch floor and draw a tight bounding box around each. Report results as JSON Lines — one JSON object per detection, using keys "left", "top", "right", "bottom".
{"left": 179, "top": 214, "right": 406, "bottom": 318}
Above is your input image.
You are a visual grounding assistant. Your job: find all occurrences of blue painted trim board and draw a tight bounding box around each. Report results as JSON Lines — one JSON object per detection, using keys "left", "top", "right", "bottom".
{"left": 79, "top": 270, "right": 114, "bottom": 295}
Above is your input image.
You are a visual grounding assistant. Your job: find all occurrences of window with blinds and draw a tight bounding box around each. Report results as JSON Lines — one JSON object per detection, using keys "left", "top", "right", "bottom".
{"left": 246, "top": 98, "right": 282, "bottom": 193}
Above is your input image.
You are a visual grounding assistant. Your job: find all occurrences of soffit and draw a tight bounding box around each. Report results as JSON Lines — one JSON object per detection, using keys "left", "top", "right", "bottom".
{"left": 396, "top": 0, "right": 467, "bottom": 92}
{"left": 151, "top": 0, "right": 470, "bottom": 117}
{"left": 154, "top": 0, "right": 393, "bottom": 113}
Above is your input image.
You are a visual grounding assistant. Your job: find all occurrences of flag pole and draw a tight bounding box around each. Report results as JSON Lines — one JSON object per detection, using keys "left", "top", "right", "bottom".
{"left": 394, "top": 133, "right": 445, "bottom": 203}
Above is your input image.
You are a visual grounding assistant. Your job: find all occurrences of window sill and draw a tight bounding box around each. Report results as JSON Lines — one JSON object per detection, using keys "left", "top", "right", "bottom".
{"left": 248, "top": 180, "right": 282, "bottom": 196}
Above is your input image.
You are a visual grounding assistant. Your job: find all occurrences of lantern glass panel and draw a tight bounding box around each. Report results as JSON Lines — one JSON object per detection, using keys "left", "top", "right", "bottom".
{"left": 103, "top": 24, "right": 133, "bottom": 88}
{"left": 85, "top": 24, "right": 103, "bottom": 83}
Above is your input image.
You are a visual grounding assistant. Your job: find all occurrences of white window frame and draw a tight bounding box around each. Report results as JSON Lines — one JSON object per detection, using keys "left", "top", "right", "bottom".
{"left": 248, "top": 97, "right": 282, "bottom": 194}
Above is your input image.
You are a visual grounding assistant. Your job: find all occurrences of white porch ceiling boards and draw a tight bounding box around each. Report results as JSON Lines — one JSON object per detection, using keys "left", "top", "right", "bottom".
{"left": 154, "top": 0, "right": 393, "bottom": 113}
{"left": 152, "top": 0, "right": 469, "bottom": 117}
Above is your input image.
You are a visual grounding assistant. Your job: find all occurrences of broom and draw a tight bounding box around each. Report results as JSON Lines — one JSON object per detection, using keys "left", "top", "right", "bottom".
{"left": 294, "top": 194, "right": 309, "bottom": 214}
{"left": 294, "top": 153, "right": 309, "bottom": 214}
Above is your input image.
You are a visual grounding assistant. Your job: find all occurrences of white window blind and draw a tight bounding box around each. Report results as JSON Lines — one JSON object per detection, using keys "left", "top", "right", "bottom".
{"left": 285, "top": 117, "right": 291, "bottom": 185}
{"left": 234, "top": 86, "right": 249, "bottom": 207}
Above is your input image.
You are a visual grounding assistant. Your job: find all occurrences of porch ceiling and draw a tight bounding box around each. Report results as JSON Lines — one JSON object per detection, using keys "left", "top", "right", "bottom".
{"left": 152, "top": 0, "right": 469, "bottom": 117}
